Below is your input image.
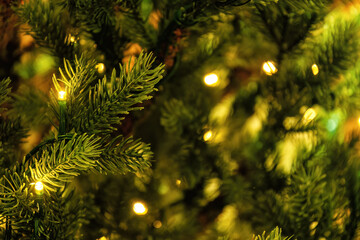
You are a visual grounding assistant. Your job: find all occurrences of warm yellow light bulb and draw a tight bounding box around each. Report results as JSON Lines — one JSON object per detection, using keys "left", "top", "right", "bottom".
{"left": 58, "top": 91, "right": 66, "bottom": 100}
{"left": 262, "top": 61, "right": 277, "bottom": 75}
{"left": 303, "top": 108, "right": 317, "bottom": 122}
{"left": 97, "top": 237, "right": 107, "bottom": 240}
{"left": 34, "top": 181, "right": 44, "bottom": 195}
{"left": 204, "top": 73, "right": 219, "bottom": 87}
{"left": 203, "top": 130, "right": 213, "bottom": 142}
{"left": 96, "top": 63, "right": 105, "bottom": 74}
{"left": 133, "top": 202, "right": 148, "bottom": 215}
{"left": 312, "top": 64, "right": 319, "bottom": 75}
{"left": 70, "top": 36, "right": 76, "bottom": 43}
{"left": 176, "top": 179, "right": 182, "bottom": 186}
{"left": 153, "top": 220, "right": 162, "bottom": 229}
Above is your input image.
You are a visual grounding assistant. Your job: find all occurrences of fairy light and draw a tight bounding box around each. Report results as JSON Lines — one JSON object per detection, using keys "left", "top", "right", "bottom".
{"left": 35, "top": 181, "right": 43, "bottom": 191}
{"left": 203, "top": 130, "right": 213, "bottom": 142}
{"left": 34, "top": 181, "right": 44, "bottom": 195}
{"left": 133, "top": 201, "right": 148, "bottom": 215}
{"left": 312, "top": 64, "right": 319, "bottom": 75}
{"left": 70, "top": 36, "right": 76, "bottom": 43}
{"left": 95, "top": 63, "right": 105, "bottom": 74}
{"left": 58, "top": 90, "right": 66, "bottom": 100}
{"left": 262, "top": 61, "right": 277, "bottom": 75}
{"left": 176, "top": 179, "right": 182, "bottom": 186}
{"left": 303, "top": 108, "right": 317, "bottom": 122}
{"left": 153, "top": 220, "right": 162, "bottom": 228}
{"left": 204, "top": 73, "right": 219, "bottom": 87}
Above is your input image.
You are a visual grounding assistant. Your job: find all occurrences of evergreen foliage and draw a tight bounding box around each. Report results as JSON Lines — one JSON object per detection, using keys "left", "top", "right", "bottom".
{"left": 254, "top": 227, "right": 291, "bottom": 240}
{"left": 0, "top": 0, "right": 360, "bottom": 239}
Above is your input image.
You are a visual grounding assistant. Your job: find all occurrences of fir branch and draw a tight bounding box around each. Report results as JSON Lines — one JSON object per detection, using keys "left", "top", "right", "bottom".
{"left": 0, "top": 169, "right": 34, "bottom": 230}
{"left": 66, "top": 0, "right": 127, "bottom": 63}
{"left": 253, "top": 1, "right": 323, "bottom": 62}
{"left": 121, "top": 13, "right": 156, "bottom": 48}
{"left": 312, "top": 16, "right": 360, "bottom": 80}
{"left": 67, "top": 51, "right": 164, "bottom": 135}
{"left": 15, "top": 0, "right": 76, "bottom": 60}
{"left": 254, "top": 227, "right": 291, "bottom": 240}
{"left": 252, "top": 0, "right": 331, "bottom": 12}
{"left": 160, "top": 98, "right": 195, "bottom": 135}
{"left": 41, "top": 188, "right": 95, "bottom": 240}
{"left": 286, "top": 0, "right": 332, "bottom": 12}
{"left": 0, "top": 77, "right": 11, "bottom": 113}
{"left": 51, "top": 55, "right": 98, "bottom": 126}
{"left": 283, "top": 144, "right": 345, "bottom": 239}
{"left": 71, "top": 0, "right": 116, "bottom": 28}
{"left": 98, "top": 136, "right": 152, "bottom": 174}
{"left": 0, "top": 117, "right": 27, "bottom": 150}
{"left": 0, "top": 117, "right": 27, "bottom": 171}
{"left": 8, "top": 85, "right": 50, "bottom": 128}
{"left": 29, "top": 133, "right": 102, "bottom": 193}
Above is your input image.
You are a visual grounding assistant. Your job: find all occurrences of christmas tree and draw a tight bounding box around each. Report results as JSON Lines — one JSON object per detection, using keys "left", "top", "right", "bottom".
{"left": 0, "top": 0, "right": 359, "bottom": 239}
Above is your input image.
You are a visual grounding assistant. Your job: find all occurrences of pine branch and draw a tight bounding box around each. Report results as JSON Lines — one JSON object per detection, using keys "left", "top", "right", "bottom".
{"left": 65, "top": 0, "right": 128, "bottom": 63}
{"left": 8, "top": 85, "right": 50, "bottom": 128}
{"left": 253, "top": 1, "right": 323, "bottom": 62}
{"left": 41, "top": 188, "right": 95, "bottom": 240}
{"left": 0, "top": 169, "right": 34, "bottom": 230}
{"left": 98, "top": 136, "right": 152, "bottom": 174}
{"left": 312, "top": 15, "right": 360, "bottom": 80}
{"left": 254, "top": 227, "right": 291, "bottom": 240}
{"left": 69, "top": 0, "right": 116, "bottom": 28}
{"left": 29, "top": 133, "right": 102, "bottom": 193}
{"left": 160, "top": 98, "right": 195, "bottom": 135}
{"left": 62, "top": 51, "right": 165, "bottom": 135}
{"left": 51, "top": 55, "right": 98, "bottom": 127}
{"left": 0, "top": 77, "right": 11, "bottom": 113}
{"left": 15, "top": 0, "right": 76, "bottom": 60}
{"left": 286, "top": 0, "right": 332, "bottom": 12}
{"left": 116, "top": 0, "right": 156, "bottom": 48}
{"left": 0, "top": 117, "right": 27, "bottom": 152}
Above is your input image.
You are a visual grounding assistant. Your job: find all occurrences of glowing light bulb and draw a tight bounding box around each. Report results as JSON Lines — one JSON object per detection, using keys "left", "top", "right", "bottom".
{"left": 70, "top": 36, "right": 76, "bottom": 43}
{"left": 58, "top": 91, "right": 66, "bottom": 100}
{"left": 262, "top": 61, "right": 277, "bottom": 75}
{"left": 153, "top": 220, "right": 162, "bottom": 228}
{"left": 204, "top": 73, "right": 219, "bottom": 87}
{"left": 96, "top": 63, "right": 105, "bottom": 74}
{"left": 133, "top": 202, "right": 148, "bottom": 215}
{"left": 34, "top": 181, "right": 44, "bottom": 195}
{"left": 98, "top": 237, "right": 107, "bottom": 240}
{"left": 176, "top": 179, "right": 181, "bottom": 186}
{"left": 35, "top": 181, "right": 44, "bottom": 191}
{"left": 203, "top": 130, "right": 213, "bottom": 142}
{"left": 312, "top": 64, "right": 319, "bottom": 75}
{"left": 303, "top": 108, "right": 317, "bottom": 122}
